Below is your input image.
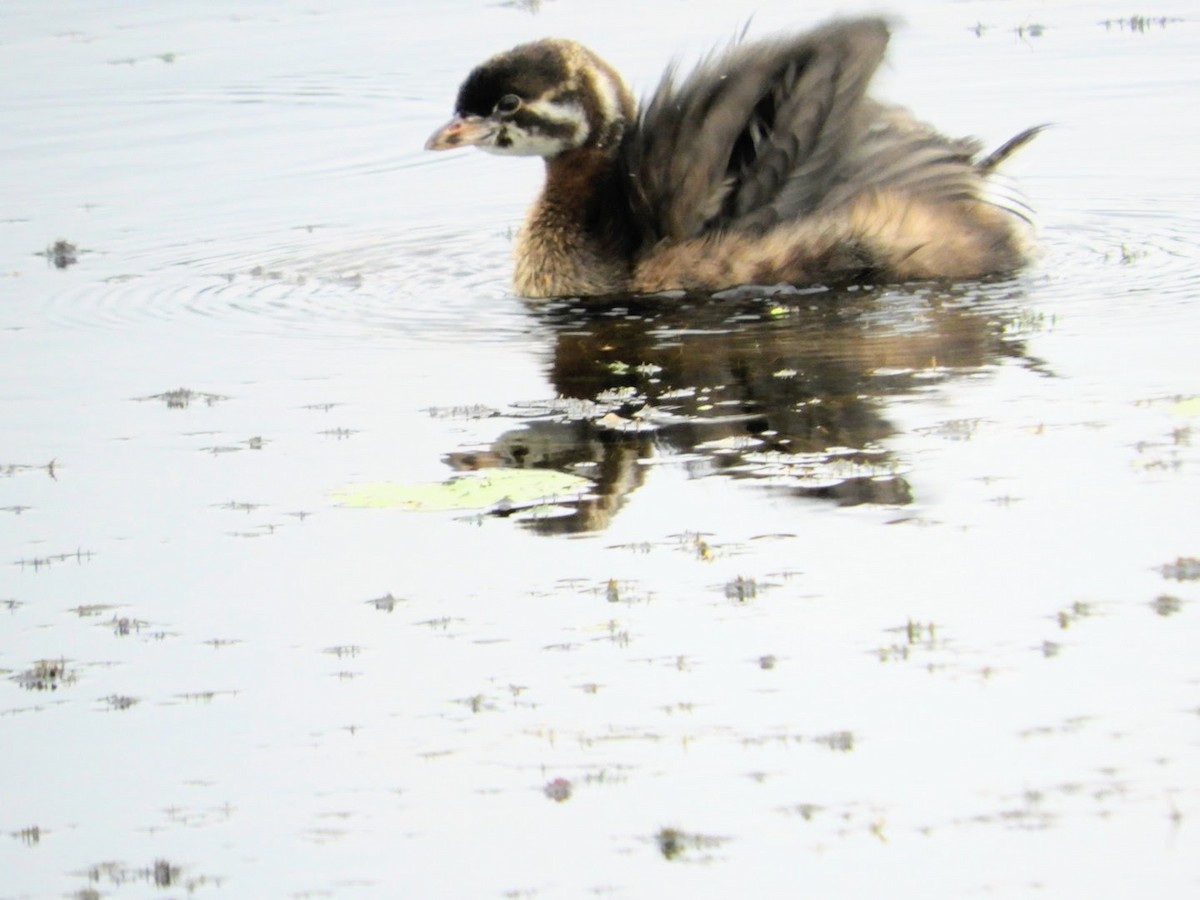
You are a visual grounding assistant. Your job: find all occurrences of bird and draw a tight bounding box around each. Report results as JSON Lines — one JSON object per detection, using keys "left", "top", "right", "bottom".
{"left": 426, "top": 17, "right": 1043, "bottom": 299}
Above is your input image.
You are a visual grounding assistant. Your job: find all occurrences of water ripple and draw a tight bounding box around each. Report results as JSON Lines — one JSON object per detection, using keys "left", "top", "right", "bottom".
{"left": 1036, "top": 190, "right": 1200, "bottom": 301}
{"left": 37, "top": 191, "right": 1200, "bottom": 348}
{"left": 41, "top": 224, "right": 531, "bottom": 345}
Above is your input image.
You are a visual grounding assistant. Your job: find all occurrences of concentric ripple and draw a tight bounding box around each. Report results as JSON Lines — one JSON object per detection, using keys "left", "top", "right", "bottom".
{"left": 39, "top": 222, "right": 531, "bottom": 344}
{"left": 2, "top": 2, "right": 536, "bottom": 346}
{"left": 1032, "top": 188, "right": 1200, "bottom": 320}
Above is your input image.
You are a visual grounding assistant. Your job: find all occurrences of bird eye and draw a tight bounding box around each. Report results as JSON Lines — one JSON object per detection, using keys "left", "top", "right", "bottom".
{"left": 495, "top": 94, "right": 522, "bottom": 115}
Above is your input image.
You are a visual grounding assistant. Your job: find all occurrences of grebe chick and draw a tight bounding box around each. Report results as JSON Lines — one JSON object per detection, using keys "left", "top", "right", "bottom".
{"left": 426, "top": 18, "right": 1042, "bottom": 299}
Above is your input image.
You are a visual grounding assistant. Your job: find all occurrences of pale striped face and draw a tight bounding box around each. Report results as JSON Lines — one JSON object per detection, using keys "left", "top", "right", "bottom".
{"left": 428, "top": 39, "right": 636, "bottom": 159}
{"left": 489, "top": 90, "right": 591, "bottom": 157}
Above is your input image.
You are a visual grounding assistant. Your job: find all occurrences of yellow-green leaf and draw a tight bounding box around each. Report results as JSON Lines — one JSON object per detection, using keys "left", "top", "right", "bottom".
{"left": 331, "top": 469, "right": 592, "bottom": 511}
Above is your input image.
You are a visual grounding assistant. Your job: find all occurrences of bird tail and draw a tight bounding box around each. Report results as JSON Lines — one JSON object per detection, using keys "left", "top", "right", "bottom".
{"left": 976, "top": 124, "right": 1048, "bottom": 174}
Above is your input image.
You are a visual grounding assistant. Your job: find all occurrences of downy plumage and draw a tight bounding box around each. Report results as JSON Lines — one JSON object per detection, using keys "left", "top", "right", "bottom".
{"left": 426, "top": 18, "right": 1042, "bottom": 298}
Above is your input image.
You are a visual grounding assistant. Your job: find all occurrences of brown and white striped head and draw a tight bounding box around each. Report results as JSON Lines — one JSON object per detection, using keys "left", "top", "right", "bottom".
{"left": 426, "top": 39, "right": 635, "bottom": 158}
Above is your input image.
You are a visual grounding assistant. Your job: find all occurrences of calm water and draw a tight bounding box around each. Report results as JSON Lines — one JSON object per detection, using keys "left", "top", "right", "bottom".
{"left": 2, "top": 1, "right": 1199, "bottom": 897}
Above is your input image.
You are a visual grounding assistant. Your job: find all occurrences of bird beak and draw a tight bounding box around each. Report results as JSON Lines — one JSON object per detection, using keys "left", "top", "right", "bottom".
{"left": 425, "top": 114, "right": 496, "bottom": 151}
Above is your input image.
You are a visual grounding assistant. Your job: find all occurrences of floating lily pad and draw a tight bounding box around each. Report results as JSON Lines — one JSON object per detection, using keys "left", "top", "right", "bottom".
{"left": 332, "top": 469, "right": 593, "bottom": 511}
{"left": 1170, "top": 396, "right": 1200, "bottom": 418}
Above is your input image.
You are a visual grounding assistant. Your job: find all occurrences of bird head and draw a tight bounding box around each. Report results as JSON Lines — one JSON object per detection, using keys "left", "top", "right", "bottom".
{"left": 426, "top": 39, "right": 635, "bottom": 158}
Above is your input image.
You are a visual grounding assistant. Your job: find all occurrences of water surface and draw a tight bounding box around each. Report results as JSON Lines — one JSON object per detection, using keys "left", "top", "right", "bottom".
{"left": 2, "top": 1, "right": 1199, "bottom": 897}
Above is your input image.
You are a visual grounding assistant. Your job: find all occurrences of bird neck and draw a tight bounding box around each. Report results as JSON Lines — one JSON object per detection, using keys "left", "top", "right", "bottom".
{"left": 514, "top": 148, "right": 631, "bottom": 298}
{"left": 540, "top": 148, "right": 620, "bottom": 226}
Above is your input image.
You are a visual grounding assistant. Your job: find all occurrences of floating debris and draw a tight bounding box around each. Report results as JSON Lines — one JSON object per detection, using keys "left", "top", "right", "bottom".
{"left": 813, "top": 730, "right": 856, "bottom": 753}
{"left": 426, "top": 404, "right": 499, "bottom": 419}
{"left": 508, "top": 395, "right": 629, "bottom": 421}
{"left": 109, "top": 615, "right": 149, "bottom": 637}
{"left": 11, "top": 658, "right": 77, "bottom": 691}
{"left": 1056, "top": 602, "right": 1093, "bottom": 629}
{"left": 1, "top": 459, "right": 58, "bottom": 480}
{"left": 876, "top": 619, "right": 951, "bottom": 665}
{"left": 498, "top": 0, "right": 555, "bottom": 15}
{"left": 226, "top": 524, "right": 278, "bottom": 538}
{"left": 318, "top": 427, "right": 358, "bottom": 440}
{"left": 68, "top": 604, "right": 117, "bottom": 617}
{"left": 215, "top": 500, "right": 264, "bottom": 514}
{"left": 903, "top": 619, "right": 936, "bottom": 644}
{"left": 107, "top": 51, "right": 179, "bottom": 65}
{"left": 459, "top": 693, "right": 494, "bottom": 714}
{"left": 152, "top": 859, "right": 179, "bottom": 887}
{"left": 785, "top": 802, "right": 823, "bottom": 820}
{"left": 1100, "top": 15, "right": 1183, "bottom": 32}
{"left": 653, "top": 826, "right": 728, "bottom": 861}
{"left": 724, "top": 576, "right": 758, "bottom": 603}
{"left": 40, "top": 239, "right": 79, "bottom": 268}
{"left": 174, "top": 690, "right": 238, "bottom": 704}
{"left": 70, "top": 858, "right": 220, "bottom": 894}
{"left": 1151, "top": 595, "right": 1183, "bottom": 617}
{"left": 593, "top": 411, "right": 657, "bottom": 433}
{"left": 201, "top": 638, "right": 242, "bottom": 649}
{"left": 691, "top": 534, "right": 716, "bottom": 561}
{"left": 100, "top": 694, "right": 139, "bottom": 711}
{"left": 15, "top": 548, "right": 94, "bottom": 571}
{"left": 606, "top": 578, "right": 621, "bottom": 603}
{"left": 1159, "top": 557, "right": 1200, "bottom": 581}
{"left": 12, "top": 825, "right": 41, "bottom": 846}
{"left": 915, "top": 419, "right": 982, "bottom": 441}
{"left": 733, "top": 447, "right": 906, "bottom": 499}
{"left": 366, "top": 592, "right": 402, "bottom": 612}
{"left": 134, "top": 388, "right": 228, "bottom": 409}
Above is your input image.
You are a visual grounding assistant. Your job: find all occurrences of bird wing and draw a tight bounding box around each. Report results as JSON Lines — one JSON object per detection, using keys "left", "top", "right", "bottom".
{"left": 814, "top": 104, "right": 985, "bottom": 209}
{"left": 821, "top": 112, "right": 1047, "bottom": 223}
{"left": 622, "top": 18, "right": 891, "bottom": 245}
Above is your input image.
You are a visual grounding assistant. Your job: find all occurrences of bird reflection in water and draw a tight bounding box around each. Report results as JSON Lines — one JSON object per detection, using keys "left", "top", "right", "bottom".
{"left": 443, "top": 283, "right": 1040, "bottom": 534}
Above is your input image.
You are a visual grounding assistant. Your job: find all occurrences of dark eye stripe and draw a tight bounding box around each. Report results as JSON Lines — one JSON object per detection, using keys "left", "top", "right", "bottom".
{"left": 549, "top": 88, "right": 582, "bottom": 106}
{"left": 513, "top": 109, "right": 579, "bottom": 141}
